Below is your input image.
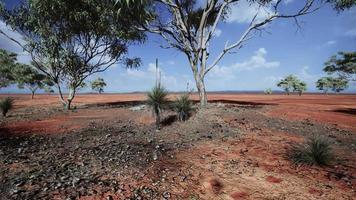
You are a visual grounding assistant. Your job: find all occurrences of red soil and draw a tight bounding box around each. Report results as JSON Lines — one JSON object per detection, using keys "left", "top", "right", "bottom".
{"left": 1, "top": 93, "right": 355, "bottom": 134}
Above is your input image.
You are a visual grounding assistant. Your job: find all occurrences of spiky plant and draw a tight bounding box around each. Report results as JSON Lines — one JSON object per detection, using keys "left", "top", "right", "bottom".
{"left": 0, "top": 97, "right": 14, "bottom": 117}
{"left": 147, "top": 85, "right": 168, "bottom": 129}
{"left": 174, "top": 93, "right": 193, "bottom": 121}
{"left": 289, "top": 135, "right": 333, "bottom": 166}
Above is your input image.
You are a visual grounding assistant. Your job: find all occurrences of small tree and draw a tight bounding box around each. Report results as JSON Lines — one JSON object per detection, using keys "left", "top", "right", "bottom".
{"left": 91, "top": 78, "right": 107, "bottom": 94}
{"left": 264, "top": 88, "right": 272, "bottom": 95}
{"left": 0, "top": 97, "right": 14, "bottom": 117}
{"left": 293, "top": 81, "right": 307, "bottom": 96}
{"left": 277, "top": 75, "right": 299, "bottom": 95}
{"left": 316, "top": 77, "right": 333, "bottom": 94}
{"left": 147, "top": 85, "right": 168, "bottom": 129}
{"left": 14, "top": 64, "right": 47, "bottom": 99}
{"left": 43, "top": 85, "right": 55, "bottom": 94}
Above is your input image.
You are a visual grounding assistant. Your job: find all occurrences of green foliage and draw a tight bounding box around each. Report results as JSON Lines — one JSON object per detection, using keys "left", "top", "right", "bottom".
{"left": 289, "top": 135, "right": 333, "bottom": 166}
{"left": 277, "top": 75, "right": 299, "bottom": 95}
{"left": 14, "top": 64, "right": 47, "bottom": 99}
{"left": 91, "top": 78, "right": 107, "bottom": 94}
{"left": 147, "top": 85, "right": 168, "bottom": 129}
{"left": 43, "top": 85, "right": 55, "bottom": 94}
{"left": 1, "top": 0, "right": 147, "bottom": 109}
{"left": 174, "top": 93, "right": 193, "bottom": 121}
{"left": 331, "top": 77, "right": 348, "bottom": 93}
{"left": 264, "top": 88, "right": 272, "bottom": 95}
{"left": 0, "top": 49, "right": 17, "bottom": 88}
{"left": 324, "top": 51, "right": 356, "bottom": 81}
{"left": 277, "top": 75, "right": 307, "bottom": 95}
{"left": 0, "top": 97, "right": 14, "bottom": 117}
{"left": 316, "top": 76, "right": 348, "bottom": 94}
{"left": 327, "top": 0, "right": 356, "bottom": 11}
{"left": 316, "top": 77, "right": 333, "bottom": 94}
{"left": 293, "top": 81, "right": 307, "bottom": 96}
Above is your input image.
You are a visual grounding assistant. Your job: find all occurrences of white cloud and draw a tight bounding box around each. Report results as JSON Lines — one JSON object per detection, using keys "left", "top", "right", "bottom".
{"left": 113, "top": 62, "right": 193, "bottom": 92}
{"left": 0, "top": 20, "right": 31, "bottom": 64}
{"left": 213, "top": 28, "right": 222, "bottom": 37}
{"left": 344, "top": 28, "right": 356, "bottom": 37}
{"left": 209, "top": 48, "right": 280, "bottom": 79}
{"left": 284, "top": 0, "right": 295, "bottom": 5}
{"left": 166, "top": 60, "right": 175, "bottom": 65}
{"left": 324, "top": 40, "right": 336, "bottom": 46}
{"left": 226, "top": 0, "right": 275, "bottom": 24}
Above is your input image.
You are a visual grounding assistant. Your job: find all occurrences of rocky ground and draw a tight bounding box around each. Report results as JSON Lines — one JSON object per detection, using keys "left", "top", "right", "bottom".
{"left": 0, "top": 94, "right": 355, "bottom": 199}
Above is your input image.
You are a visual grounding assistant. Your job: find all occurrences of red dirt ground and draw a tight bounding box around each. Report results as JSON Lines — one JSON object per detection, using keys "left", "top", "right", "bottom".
{"left": 1, "top": 93, "right": 355, "bottom": 134}
{"left": 0, "top": 93, "right": 355, "bottom": 199}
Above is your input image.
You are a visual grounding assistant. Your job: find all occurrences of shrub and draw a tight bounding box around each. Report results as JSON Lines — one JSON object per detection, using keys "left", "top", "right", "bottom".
{"left": 0, "top": 97, "right": 14, "bottom": 117}
{"left": 174, "top": 93, "right": 193, "bottom": 121}
{"left": 289, "top": 135, "right": 333, "bottom": 166}
{"left": 147, "top": 85, "right": 168, "bottom": 129}
{"left": 264, "top": 88, "right": 272, "bottom": 95}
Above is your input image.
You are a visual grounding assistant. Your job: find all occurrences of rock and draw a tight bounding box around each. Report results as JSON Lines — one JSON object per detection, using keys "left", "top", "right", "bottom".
{"left": 162, "top": 191, "right": 171, "bottom": 199}
{"left": 129, "top": 105, "right": 146, "bottom": 111}
{"left": 106, "top": 195, "right": 113, "bottom": 200}
{"left": 153, "top": 152, "right": 158, "bottom": 161}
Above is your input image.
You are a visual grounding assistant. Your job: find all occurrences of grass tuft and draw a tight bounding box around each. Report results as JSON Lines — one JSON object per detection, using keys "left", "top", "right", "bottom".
{"left": 147, "top": 85, "right": 168, "bottom": 129}
{"left": 174, "top": 93, "right": 193, "bottom": 121}
{"left": 0, "top": 97, "right": 14, "bottom": 117}
{"left": 289, "top": 135, "right": 333, "bottom": 166}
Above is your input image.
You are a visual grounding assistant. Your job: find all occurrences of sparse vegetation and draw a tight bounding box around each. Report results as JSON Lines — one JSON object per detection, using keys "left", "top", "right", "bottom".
{"left": 289, "top": 135, "right": 333, "bottom": 166}
{"left": 293, "top": 81, "right": 307, "bottom": 96}
{"left": 91, "top": 78, "right": 107, "bottom": 94}
{"left": 0, "top": 97, "right": 14, "bottom": 117}
{"left": 277, "top": 75, "right": 307, "bottom": 95}
{"left": 174, "top": 93, "right": 193, "bottom": 121}
{"left": 264, "top": 88, "right": 273, "bottom": 95}
{"left": 316, "top": 76, "right": 349, "bottom": 94}
{"left": 147, "top": 85, "right": 168, "bottom": 129}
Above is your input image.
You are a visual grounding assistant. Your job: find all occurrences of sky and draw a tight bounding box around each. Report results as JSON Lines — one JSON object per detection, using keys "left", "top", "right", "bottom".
{"left": 0, "top": 0, "right": 355, "bottom": 93}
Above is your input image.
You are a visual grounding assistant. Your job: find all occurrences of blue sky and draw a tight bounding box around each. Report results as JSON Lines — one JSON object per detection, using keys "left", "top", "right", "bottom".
{"left": 1, "top": 0, "right": 355, "bottom": 93}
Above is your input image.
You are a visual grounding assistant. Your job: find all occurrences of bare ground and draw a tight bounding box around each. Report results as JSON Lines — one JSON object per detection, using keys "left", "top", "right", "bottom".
{"left": 0, "top": 94, "right": 355, "bottom": 200}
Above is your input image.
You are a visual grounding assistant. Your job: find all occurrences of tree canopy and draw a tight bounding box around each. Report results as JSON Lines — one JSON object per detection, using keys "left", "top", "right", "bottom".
{"left": 316, "top": 76, "right": 349, "bottom": 94}
{"left": 0, "top": 49, "right": 17, "bottom": 88}
{"left": 1, "top": 0, "right": 148, "bottom": 109}
{"left": 91, "top": 78, "right": 107, "bottom": 94}
{"left": 14, "top": 64, "right": 48, "bottom": 99}
{"left": 277, "top": 75, "right": 307, "bottom": 95}
{"left": 324, "top": 52, "right": 356, "bottom": 82}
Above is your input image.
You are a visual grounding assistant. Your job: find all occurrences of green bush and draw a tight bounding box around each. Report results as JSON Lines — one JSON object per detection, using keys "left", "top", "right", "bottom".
{"left": 0, "top": 97, "right": 14, "bottom": 117}
{"left": 289, "top": 135, "right": 333, "bottom": 166}
{"left": 147, "top": 85, "right": 169, "bottom": 129}
{"left": 264, "top": 88, "right": 272, "bottom": 95}
{"left": 174, "top": 93, "right": 193, "bottom": 121}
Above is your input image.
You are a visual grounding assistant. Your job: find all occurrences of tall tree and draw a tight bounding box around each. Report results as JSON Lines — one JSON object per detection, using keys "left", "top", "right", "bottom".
{"left": 324, "top": 51, "right": 356, "bottom": 82}
{"left": 1, "top": 0, "right": 146, "bottom": 109}
{"left": 91, "top": 78, "right": 107, "bottom": 94}
{"left": 122, "top": 0, "right": 338, "bottom": 107}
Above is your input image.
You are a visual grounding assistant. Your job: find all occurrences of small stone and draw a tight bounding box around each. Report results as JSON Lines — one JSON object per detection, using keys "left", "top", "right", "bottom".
{"left": 162, "top": 191, "right": 171, "bottom": 199}
{"left": 153, "top": 152, "right": 158, "bottom": 161}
